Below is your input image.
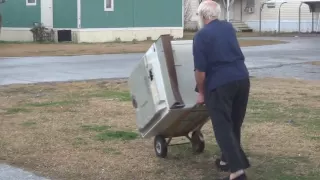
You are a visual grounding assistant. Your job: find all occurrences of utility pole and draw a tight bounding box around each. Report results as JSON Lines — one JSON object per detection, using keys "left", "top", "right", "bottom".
{"left": 0, "top": 0, "right": 7, "bottom": 34}
{"left": 227, "top": 0, "right": 230, "bottom": 22}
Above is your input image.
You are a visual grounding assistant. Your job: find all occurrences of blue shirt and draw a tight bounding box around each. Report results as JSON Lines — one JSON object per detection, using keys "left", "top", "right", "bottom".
{"left": 193, "top": 19, "right": 249, "bottom": 92}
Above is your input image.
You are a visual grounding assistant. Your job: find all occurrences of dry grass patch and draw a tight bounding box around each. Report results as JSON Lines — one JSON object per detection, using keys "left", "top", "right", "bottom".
{"left": 244, "top": 122, "right": 318, "bottom": 158}
{"left": 250, "top": 77, "right": 320, "bottom": 108}
{"left": 0, "top": 33, "right": 285, "bottom": 57}
{"left": 0, "top": 42, "right": 152, "bottom": 57}
{"left": 0, "top": 78, "right": 319, "bottom": 180}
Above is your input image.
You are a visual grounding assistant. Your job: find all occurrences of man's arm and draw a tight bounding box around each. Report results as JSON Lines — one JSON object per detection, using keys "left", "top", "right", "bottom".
{"left": 195, "top": 70, "right": 206, "bottom": 95}
{"left": 193, "top": 34, "right": 207, "bottom": 96}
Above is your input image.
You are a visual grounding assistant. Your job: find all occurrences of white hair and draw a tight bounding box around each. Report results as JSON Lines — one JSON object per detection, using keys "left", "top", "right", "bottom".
{"left": 197, "top": 1, "right": 221, "bottom": 20}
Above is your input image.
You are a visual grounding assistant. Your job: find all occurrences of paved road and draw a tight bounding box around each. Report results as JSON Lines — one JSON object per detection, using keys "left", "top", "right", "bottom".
{"left": 0, "top": 37, "right": 319, "bottom": 86}
{"left": 0, "top": 54, "right": 142, "bottom": 85}
{"left": 0, "top": 164, "right": 48, "bottom": 180}
{"left": 240, "top": 37, "right": 320, "bottom": 80}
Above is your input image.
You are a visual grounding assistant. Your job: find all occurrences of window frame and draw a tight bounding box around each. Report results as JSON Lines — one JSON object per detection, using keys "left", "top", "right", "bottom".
{"left": 26, "top": 0, "right": 36, "bottom": 6}
{"left": 104, "top": 0, "right": 114, "bottom": 11}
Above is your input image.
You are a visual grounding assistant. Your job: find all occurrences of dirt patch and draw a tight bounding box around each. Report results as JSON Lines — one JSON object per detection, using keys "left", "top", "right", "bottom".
{"left": 0, "top": 33, "right": 285, "bottom": 57}
{"left": 0, "top": 78, "right": 319, "bottom": 180}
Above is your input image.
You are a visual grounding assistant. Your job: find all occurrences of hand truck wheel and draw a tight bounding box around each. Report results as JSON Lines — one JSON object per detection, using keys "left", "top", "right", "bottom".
{"left": 191, "top": 131, "right": 205, "bottom": 153}
{"left": 154, "top": 135, "right": 168, "bottom": 158}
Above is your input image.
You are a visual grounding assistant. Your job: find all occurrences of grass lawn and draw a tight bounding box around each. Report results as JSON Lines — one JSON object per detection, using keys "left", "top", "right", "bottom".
{"left": 0, "top": 32, "right": 286, "bottom": 57}
{"left": 0, "top": 78, "right": 319, "bottom": 180}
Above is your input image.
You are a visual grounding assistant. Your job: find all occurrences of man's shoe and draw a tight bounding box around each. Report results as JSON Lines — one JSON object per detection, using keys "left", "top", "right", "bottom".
{"left": 215, "top": 158, "right": 230, "bottom": 172}
{"left": 222, "top": 173, "right": 247, "bottom": 180}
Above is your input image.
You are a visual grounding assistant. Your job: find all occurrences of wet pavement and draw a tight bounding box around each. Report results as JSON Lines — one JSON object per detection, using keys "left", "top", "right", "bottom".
{"left": 0, "top": 37, "right": 319, "bottom": 86}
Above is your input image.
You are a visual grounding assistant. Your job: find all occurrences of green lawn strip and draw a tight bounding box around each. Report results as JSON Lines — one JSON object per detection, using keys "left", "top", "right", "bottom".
{"left": 20, "top": 121, "right": 37, "bottom": 127}
{"left": 3, "top": 89, "right": 131, "bottom": 115}
{"left": 81, "top": 125, "right": 111, "bottom": 132}
{"left": 95, "top": 130, "right": 138, "bottom": 141}
{"left": 24, "top": 100, "right": 78, "bottom": 107}
{"left": 247, "top": 153, "right": 318, "bottom": 180}
{"left": 102, "top": 147, "right": 122, "bottom": 155}
{"left": 243, "top": 97, "right": 319, "bottom": 179}
{"left": 4, "top": 107, "right": 31, "bottom": 114}
{"left": 79, "top": 124, "right": 138, "bottom": 142}
{"left": 84, "top": 90, "right": 131, "bottom": 101}
{"left": 247, "top": 98, "right": 320, "bottom": 133}
{"left": 64, "top": 89, "right": 131, "bottom": 102}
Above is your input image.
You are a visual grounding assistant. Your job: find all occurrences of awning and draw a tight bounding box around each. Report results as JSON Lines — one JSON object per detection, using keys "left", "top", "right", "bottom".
{"left": 301, "top": 0, "right": 320, "bottom": 12}
{"left": 298, "top": 0, "right": 320, "bottom": 32}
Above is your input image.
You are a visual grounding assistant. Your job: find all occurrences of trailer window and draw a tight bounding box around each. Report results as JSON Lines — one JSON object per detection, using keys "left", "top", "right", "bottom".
{"left": 26, "top": 0, "right": 36, "bottom": 6}
{"left": 104, "top": 0, "right": 114, "bottom": 11}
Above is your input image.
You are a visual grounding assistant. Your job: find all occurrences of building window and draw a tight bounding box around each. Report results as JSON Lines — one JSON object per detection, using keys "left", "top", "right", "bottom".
{"left": 104, "top": 0, "right": 114, "bottom": 11}
{"left": 26, "top": 0, "right": 36, "bottom": 6}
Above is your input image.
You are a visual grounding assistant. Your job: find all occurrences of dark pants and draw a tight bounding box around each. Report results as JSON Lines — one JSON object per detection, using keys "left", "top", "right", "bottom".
{"left": 205, "top": 78, "right": 251, "bottom": 173}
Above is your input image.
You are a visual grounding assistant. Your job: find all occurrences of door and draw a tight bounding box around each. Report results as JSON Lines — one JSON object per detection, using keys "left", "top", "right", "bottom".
{"left": 231, "top": 0, "right": 242, "bottom": 21}
{"left": 128, "top": 57, "right": 158, "bottom": 130}
{"left": 41, "top": 0, "right": 53, "bottom": 28}
{"left": 229, "top": 5, "right": 234, "bottom": 21}
{"left": 226, "top": 0, "right": 234, "bottom": 21}
{"left": 219, "top": 0, "right": 234, "bottom": 21}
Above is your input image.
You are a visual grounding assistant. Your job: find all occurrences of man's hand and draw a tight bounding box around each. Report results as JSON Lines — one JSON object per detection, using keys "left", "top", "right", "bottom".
{"left": 197, "top": 93, "right": 205, "bottom": 104}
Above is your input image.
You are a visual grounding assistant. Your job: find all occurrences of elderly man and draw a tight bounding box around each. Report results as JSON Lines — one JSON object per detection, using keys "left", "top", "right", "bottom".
{"left": 193, "top": 1, "right": 251, "bottom": 180}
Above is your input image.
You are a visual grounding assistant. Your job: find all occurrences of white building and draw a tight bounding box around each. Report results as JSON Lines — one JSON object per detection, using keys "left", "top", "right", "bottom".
{"left": 185, "top": 0, "right": 320, "bottom": 32}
